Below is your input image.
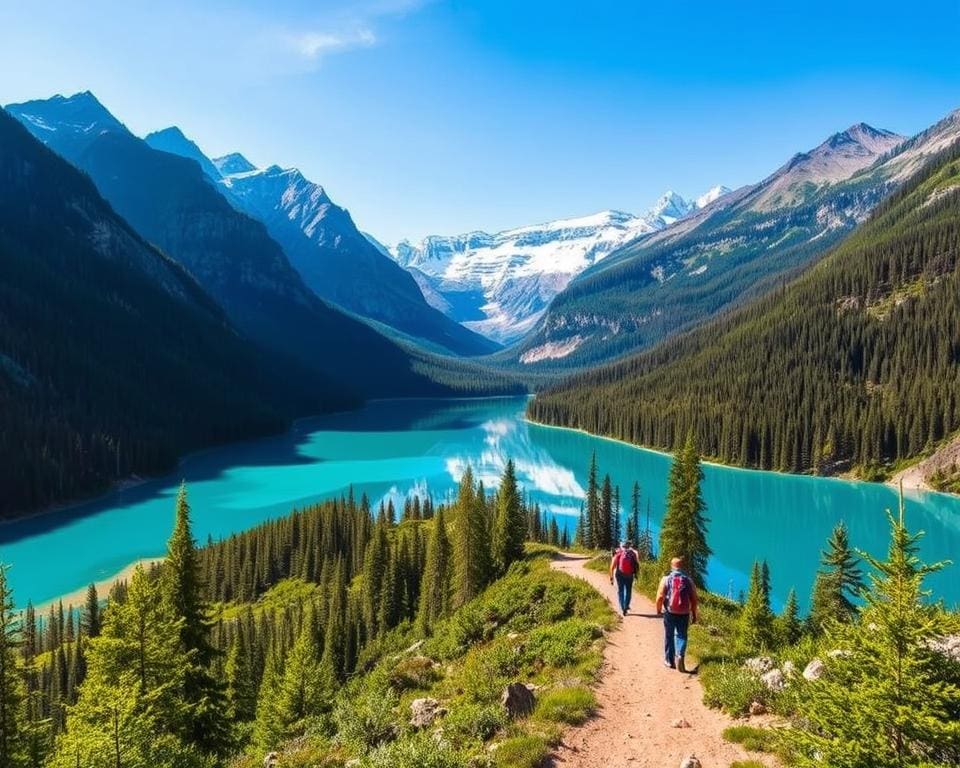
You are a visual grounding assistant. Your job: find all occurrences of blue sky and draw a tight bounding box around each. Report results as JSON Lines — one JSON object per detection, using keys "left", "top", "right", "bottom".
{"left": 1, "top": 0, "right": 958, "bottom": 242}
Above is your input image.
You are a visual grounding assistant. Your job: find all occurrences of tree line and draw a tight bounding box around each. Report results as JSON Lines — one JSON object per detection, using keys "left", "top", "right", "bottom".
{"left": 530, "top": 143, "right": 960, "bottom": 478}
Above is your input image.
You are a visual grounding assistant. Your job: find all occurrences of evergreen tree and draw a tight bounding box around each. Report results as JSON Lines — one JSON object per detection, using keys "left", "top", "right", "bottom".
{"left": 492, "top": 460, "right": 526, "bottom": 575}
{"left": 637, "top": 499, "right": 654, "bottom": 561}
{"left": 774, "top": 588, "right": 803, "bottom": 647}
{"left": 658, "top": 435, "right": 711, "bottom": 587}
{"left": 275, "top": 607, "right": 326, "bottom": 738}
{"left": 417, "top": 508, "right": 452, "bottom": 634}
{"left": 81, "top": 584, "right": 100, "bottom": 639}
{"left": 0, "top": 565, "right": 27, "bottom": 768}
{"left": 600, "top": 474, "right": 613, "bottom": 549}
{"left": 737, "top": 560, "right": 776, "bottom": 652}
{"left": 252, "top": 646, "right": 284, "bottom": 752}
{"left": 787, "top": 505, "right": 960, "bottom": 766}
{"left": 808, "top": 522, "right": 864, "bottom": 632}
{"left": 162, "top": 483, "right": 231, "bottom": 755}
{"left": 585, "top": 453, "right": 600, "bottom": 549}
{"left": 451, "top": 467, "right": 491, "bottom": 607}
{"left": 225, "top": 631, "right": 256, "bottom": 723}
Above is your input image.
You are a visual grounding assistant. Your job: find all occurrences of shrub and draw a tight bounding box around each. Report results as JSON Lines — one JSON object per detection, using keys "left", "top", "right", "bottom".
{"left": 700, "top": 663, "right": 770, "bottom": 715}
{"left": 492, "top": 735, "right": 550, "bottom": 768}
{"left": 535, "top": 685, "right": 596, "bottom": 725}
{"left": 389, "top": 655, "right": 442, "bottom": 691}
{"left": 722, "top": 724, "right": 779, "bottom": 753}
{"left": 441, "top": 702, "right": 506, "bottom": 741}
{"left": 457, "top": 642, "right": 521, "bottom": 703}
{"left": 364, "top": 732, "right": 465, "bottom": 768}
{"left": 526, "top": 619, "right": 602, "bottom": 668}
{"left": 333, "top": 675, "right": 400, "bottom": 750}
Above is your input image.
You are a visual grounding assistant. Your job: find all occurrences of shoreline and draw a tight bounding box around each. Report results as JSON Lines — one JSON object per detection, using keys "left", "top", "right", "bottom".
{"left": 30, "top": 557, "right": 164, "bottom": 614}
{"left": 523, "top": 415, "right": 954, "bottom": 500}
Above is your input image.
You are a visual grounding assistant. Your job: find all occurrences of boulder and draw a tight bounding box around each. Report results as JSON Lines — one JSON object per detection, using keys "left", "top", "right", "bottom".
{"left": 744, "top": 656, "right": 776, "bottom": 674}
{"left": 263, "top": 753, "right": 279, "bottom": 768}
{"left": 827, "top": 649, "right": 852, "bottom": 659}
{"left": 760, "top": 668, "right": 786, "bottom": 691}
{"left": 410, "top": 697, "right": 445, "bottom": 729}
{"left": 501, "top": 682, "right": 535, "bottom": 719}
{"left": 749, "top": 700, "right": 767, "bottom": 716}
{"left": 803, "top": 658, "right": 825, "bottom": 681}
{"left": 680, "top": 756, "right": 702, "bottom": 768}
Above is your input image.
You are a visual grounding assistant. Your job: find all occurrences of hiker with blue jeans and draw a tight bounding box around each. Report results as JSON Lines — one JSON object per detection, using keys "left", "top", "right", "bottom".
{"left": 656, "top": 556, "right": 699, "bottom": 673}
{"left": 609, "top": 540, "right": 640, "bottom": 616}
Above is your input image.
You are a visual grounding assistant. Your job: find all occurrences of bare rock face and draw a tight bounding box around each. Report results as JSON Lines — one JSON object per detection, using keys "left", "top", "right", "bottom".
{"left": 680, "top": 755, "right": 703, "bottom": 768}
{"left": 761, "top": 668, "right": 786, "bottom": 691}
{"left": 744, "top": 656, "right": 776, "bottom": 674}
{"left": 410, "top": 697, "right": 446, "bottom": 729}
{"left": 501, "top": 682, "right": 536, "bottom": 719}
{"left": 803, "top": 658, "right": 825, "bottom": 681}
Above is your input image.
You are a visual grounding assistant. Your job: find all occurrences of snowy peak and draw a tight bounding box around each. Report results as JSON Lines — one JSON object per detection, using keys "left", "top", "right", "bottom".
{"left": 213, "top": 152, "right": 257, "bottom": 176}
{"left": 649, "top": 190, "right": 695, "bottom": 224}
{"left": 144, "top": 126, "right": 222, "bottom": 181}
{"left": 695, "top": 185, "right": 732, "bottom": 209}
{"left": 5, "top": 91, "right": 125, "bottom": 138}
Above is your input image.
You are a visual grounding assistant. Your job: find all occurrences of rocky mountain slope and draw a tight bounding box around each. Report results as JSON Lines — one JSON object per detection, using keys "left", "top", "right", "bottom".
{"left": 511, "top": 121, "right": 923, "bottom": 370}
{"left": 392, "top": 188, "right": 729, "bottom": 344}
{"left": 143, "top": 129, "right": 496, "bottom": 356}
{"left": 6, "top": 92, "right": 458, "bottom": 398}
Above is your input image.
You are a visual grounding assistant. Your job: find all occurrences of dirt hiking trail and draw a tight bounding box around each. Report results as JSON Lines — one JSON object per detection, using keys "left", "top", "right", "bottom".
{"left": 550, "top": 553, "right": 772, "bottom": 768}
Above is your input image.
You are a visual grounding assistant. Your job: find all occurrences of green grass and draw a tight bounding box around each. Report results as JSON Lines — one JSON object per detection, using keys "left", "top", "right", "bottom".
{"left": 723, "top": 724, "right": 779, "bottom": 753}
{"left": 534, "top": 685, "right": 596, "bottom": 725}
{"left": 729, "top": 761, "right": 766, "bottom": 768}
{"left": 492, "top": 735, "right": 550, "bottom": 768}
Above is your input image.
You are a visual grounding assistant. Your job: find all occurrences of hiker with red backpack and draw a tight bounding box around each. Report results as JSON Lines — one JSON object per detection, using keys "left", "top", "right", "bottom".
{"left": 655, "top": 557, "right": 699, "bottom": 672}
{"left": 609, "top": 540, "right": 640, "bottom": 616}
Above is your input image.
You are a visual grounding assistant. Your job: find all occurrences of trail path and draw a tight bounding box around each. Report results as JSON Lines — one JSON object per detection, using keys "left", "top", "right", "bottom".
{"left": 550, "top": 553, "right": 771, "bottom": 768}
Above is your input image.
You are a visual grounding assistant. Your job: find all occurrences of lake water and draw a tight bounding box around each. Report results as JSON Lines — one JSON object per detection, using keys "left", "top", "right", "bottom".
{"left": 2, "top": 396, "right": 959, "bottom": 611}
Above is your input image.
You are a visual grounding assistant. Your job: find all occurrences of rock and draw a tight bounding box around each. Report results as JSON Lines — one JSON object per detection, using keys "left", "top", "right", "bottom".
{"left": 827, "top": 649, "right": 852, "bottom": 659}
{"left": 410, "top": 697, "right": 445, "bottom": 729}
{"left": 671, "top": 718, "right": 691, "bottom": 728}
{"left": 345, "top": 761, "right": 360, "bottom": 768}
{"left": 744, "top": 655, "right": 776, "bottom": 674}
{"left": 760, "top": 668, "right": 786, "bottom": 691}
{"left": 928, "top": 634, "right": 960, "bottom": 662}
{"left": 803, "top": 658, "right": 825, "bottom": 681}
{"left": 263, "top": 753, "right": 279, "bottom": 768}
{"left": 781, "top": 660, "right": 797, "bottom": 677}
{"left": 680, "top": 755, "right": 702, "bottom": 768}
{"left": 749, "top": 700, "right": 767, "bottom": 716}
{"left": 501, "top": 682, "right": 535, "bottom": 718}
{"left": 402, "top": 639, "right": 425, "bottom": 655}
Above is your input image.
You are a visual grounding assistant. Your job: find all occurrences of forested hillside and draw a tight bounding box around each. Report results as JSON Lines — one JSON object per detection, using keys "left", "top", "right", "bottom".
{"left": 0, "top": 109, "right": 336, "bottom": 519}
{"left": 530, "top": 140, "right": 960, "bottom": 478}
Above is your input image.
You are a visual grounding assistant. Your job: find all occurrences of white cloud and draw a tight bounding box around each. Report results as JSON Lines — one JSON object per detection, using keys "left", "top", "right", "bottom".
{"left": 291, "top": 27, "right": 377, "bottom": 60}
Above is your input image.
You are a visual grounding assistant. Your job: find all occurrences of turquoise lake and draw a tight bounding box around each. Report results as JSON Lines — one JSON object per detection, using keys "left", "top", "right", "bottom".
{"left": 2, "top": 396, "right": 959, "bottom": 611}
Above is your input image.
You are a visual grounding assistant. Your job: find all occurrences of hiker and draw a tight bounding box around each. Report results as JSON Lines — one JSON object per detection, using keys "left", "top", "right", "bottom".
{"left": 609, "top": 540, "right": 639, "bottom": 616}
{"left": 655, "top": 556, "right": 698, "bottom": 672}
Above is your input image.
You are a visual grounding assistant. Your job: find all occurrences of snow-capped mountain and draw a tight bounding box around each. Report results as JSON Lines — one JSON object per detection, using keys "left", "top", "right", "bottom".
{"left": 391, "top": 188, "right": 729, "bottom": 344}
{"left": 142, "top": 136, "right": 498, "bottom": 356}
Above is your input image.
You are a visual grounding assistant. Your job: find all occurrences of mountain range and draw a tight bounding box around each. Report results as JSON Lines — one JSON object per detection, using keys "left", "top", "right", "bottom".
{"left": 143, "top": 127, "right": 497, "bottom": 356}
{"left": 506, "top": 120, "right": 950, "bottom": 369}
{"left": 390, "top": 187, "right": 730, "bottom": 344}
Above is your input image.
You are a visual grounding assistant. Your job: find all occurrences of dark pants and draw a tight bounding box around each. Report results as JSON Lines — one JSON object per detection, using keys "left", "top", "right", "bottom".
{"left": 615, "top": 572, "right": 634, "bottom": 613}
{"left": 663, "top": 611, "right": 690, "bottom": 664}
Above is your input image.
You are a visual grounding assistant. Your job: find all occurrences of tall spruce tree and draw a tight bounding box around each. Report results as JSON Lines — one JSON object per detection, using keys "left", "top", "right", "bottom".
{"left": 81, "top": 584, "right": 100, "bottom": 639}
{"left": 492, "top": 460, "right": 526, "bottom": 575}
{"left": 808, "top": 521, "right": 865, "bottom": 632}
{"left": 658, "top": 435, "right": 711, "bottom": 587}
{"left": 787, "top": 504, "right": 960, "bottom": 766}
{"left": 162, "top": 483, "right": 230, "bottom": 755}
{"left": 275, "top": 607, "right": 326, "bottom": 738}
{"left": 451, "top": 467, "right": 491, "bottom": 607}
{"left": 417, "top": 507, "right": 452, "bottom": 634}
{"left": 774, "top": 588, "right": 802, "bottom": 647}
{"left": 585, "top": 453, "right": 600, "bottom": 549}
{"left": 0, "top": 566, "right": 27, "bottom": 768}
{"left": 737, "top": 560, "right": 776, "bottom": 652}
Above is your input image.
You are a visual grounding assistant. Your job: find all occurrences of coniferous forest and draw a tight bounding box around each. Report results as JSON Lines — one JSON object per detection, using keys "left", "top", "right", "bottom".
{"left": 530, "top": 142, "right": 960, "bottom": 478}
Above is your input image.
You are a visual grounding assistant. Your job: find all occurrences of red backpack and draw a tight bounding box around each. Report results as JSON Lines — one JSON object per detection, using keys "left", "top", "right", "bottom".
{"left": 665, "top": 572, "right": 691, "bottom": 613}
{"left": 616, "top": 548, "right": 638, "bottom": 576}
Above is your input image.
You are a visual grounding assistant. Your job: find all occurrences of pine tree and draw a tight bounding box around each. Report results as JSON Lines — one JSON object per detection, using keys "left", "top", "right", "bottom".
{"left": 737, "top": 560, "right": 776, "bottom": 652}
{"left": 81, "top": 584, "right": 100, "bottom": 639}
{"left": 225, "top": 632, "right": 256, "bottom": 723}
{"left": 787, "top": 504, "right": 960, "bottom": 766}
{"left": 417, "top": 508, "right": 452, "bottom": 634}
{"left": 451, "top": 467, "right": 491, "bottom": 607}
{"left": 275, "top": 607, "right": 326, "bottom": 738}
{"left": 658, "top": 435, "right": 712, "bottom": 587}
{"left": 585, "top": 453, "right": 600, "bottom": 549}
{"left": 162, "top": 483, "right": 230, "bottom": 756}
{"left": 808, "top": 521, "right": 865, "bottom": 632}
{"left": 600, "top": 474, "right": 613, "bottom": 549}
{"left": 774, "top": 588, "right": 802, "bottom": 647}
{"left": 252, "top": 646, "right": 284, "bottom": 752}
{"left": 492, "top": 460, "right": 526, "bottom": 575}
{"left": 0, "top": 565, "right": 27, "bottom": 768}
